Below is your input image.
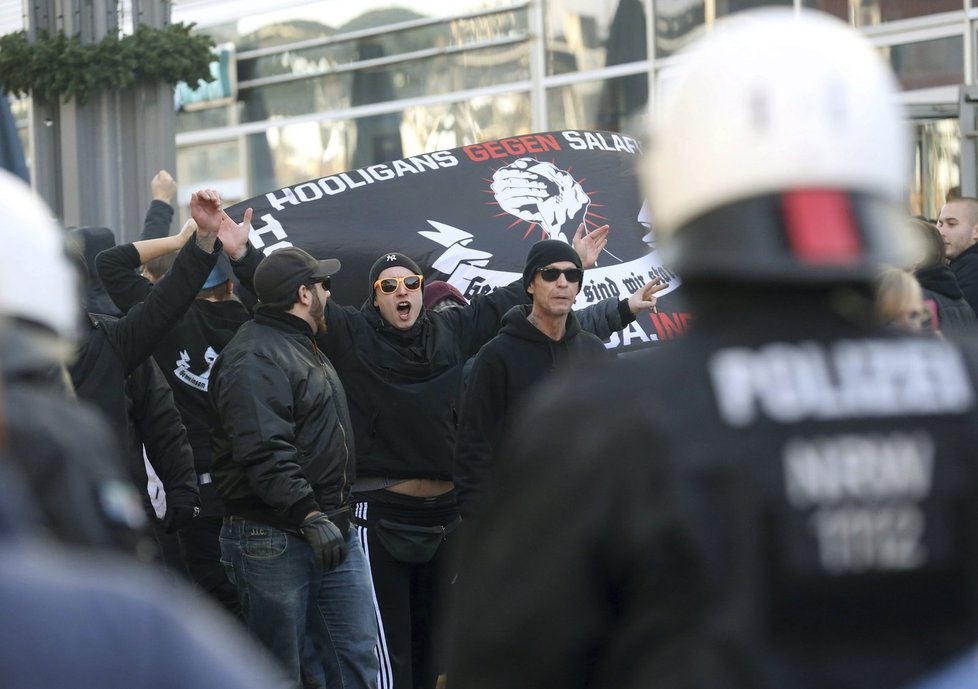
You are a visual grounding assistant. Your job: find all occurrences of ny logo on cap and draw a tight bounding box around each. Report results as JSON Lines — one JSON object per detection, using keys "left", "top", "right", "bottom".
{"left": 386, "top": 254, "right": 398, "bottom": 261}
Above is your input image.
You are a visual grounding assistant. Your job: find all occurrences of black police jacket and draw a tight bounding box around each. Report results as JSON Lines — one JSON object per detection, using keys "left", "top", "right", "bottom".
{"left": 450, "top": 288, "right": 978, "bottom": 689}
{"left": 209, "top": 310, "right": 355, "bottom": 528}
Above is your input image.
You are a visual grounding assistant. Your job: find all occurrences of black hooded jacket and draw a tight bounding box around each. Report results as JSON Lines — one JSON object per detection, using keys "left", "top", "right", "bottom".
{"left": 320, "top": 287, "right": 632, "bottom": 482}
{"left": 97, "top": 243, "right": 251, "bottom": 517}
{"left": 68, "top": 237, "right": 219, "bottom": 517}
{"left": 914, "top": 264, "right": 978, "bottom": 336}
{"left": 949, "top": 241, "right": 978, "bottom": 316}
{"left": 228, "top": 243, "right": 635, "bottom": 483}
{"left": 454, "top": 304, "right": 608, "bottom": 518}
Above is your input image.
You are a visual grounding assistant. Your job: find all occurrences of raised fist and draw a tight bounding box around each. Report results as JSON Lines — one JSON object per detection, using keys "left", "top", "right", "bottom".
{"left": 491, "top": 158, "right": 589, "bottom": 242}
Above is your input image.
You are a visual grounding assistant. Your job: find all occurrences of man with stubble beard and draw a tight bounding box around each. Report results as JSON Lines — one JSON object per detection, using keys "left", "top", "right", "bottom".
{"left": 207, "top": 231, "right": 379, "bottom": 689}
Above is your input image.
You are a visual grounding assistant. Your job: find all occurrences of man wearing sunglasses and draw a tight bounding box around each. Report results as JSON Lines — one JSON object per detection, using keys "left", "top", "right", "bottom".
{"left": 214, "top": 215, "right": 660, "bottom": 689}
{"left": 313, "top": 240, "right": 660, "bottom": 689}
{"left": 453, "top": 240, "right": 664, "bottom": 522}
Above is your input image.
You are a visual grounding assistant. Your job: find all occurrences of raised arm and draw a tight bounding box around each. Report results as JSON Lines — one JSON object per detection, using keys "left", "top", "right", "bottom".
{"left": 97, "top": 219, "right": 197, "bottom": 313}
{"left": 575, "top": 277, "right": 666, "bottom": 339}
{"left": 101, "top": 191, "right": 223, "bottom": 373}
{"left": 573, "top": 223, "right": 609, "bottom": 268}
{"left": 141, "top": 170, "right": 177, "bottom": 240}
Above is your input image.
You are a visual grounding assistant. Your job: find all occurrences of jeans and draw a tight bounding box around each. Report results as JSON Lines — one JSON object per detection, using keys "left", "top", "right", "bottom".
{"left": 220, "top": 517, "right": 380, "bottom": 689}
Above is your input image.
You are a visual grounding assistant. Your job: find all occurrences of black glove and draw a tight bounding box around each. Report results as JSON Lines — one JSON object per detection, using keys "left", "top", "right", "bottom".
{"left": 163, "top": 500, "right": 200, "bottom": 533}
{"left": 299, "top": 513, "right": 347, "bottom": 570}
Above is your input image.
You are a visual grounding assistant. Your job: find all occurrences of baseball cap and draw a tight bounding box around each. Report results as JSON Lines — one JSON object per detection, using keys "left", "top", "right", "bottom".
{"left": 253, "top": 247, "right": 341, "bottom": 305}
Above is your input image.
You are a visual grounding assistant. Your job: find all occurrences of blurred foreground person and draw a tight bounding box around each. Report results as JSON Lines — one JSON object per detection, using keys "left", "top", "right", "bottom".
{"left": 0, "top": 169, "right": 149, "bottom": 554}
{"left": 449, "top": 10, "right": 978, "bottom": 689}
{"left": 909, "top": 218, "right": 977, "bottom": 336}
{"left": 874, "top": 267, "right": 926, "bottom": 333}
{"left": 0, "top": 461, "right": 286, "bottom": 689}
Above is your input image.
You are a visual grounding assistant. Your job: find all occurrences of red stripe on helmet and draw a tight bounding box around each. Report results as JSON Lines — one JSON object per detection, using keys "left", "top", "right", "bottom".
{"left": 782, "top": 190, "right": 862, "bottom": 264}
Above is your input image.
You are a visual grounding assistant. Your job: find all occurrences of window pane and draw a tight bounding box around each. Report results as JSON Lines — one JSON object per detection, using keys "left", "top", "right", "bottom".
{"left": 547, "top": 73, "right": 648, "bottom": 136}
{"left": 240, "top": 9, "right": 528, "bottom": 81}
{"left": 546, "top": 0, "right": 648, "bottom": 75}
{"left": 910, "top": 118, "right": 959, "bottom": 221}
{"left": 199, "top": 1, "right": 527, "bottom": 52}
{"left": 803, "top": 0, "right": 961, "bottom": 26}
{"left": 176, "top": 141, "right": 243, "bottom": 210}
{"left": 176, "top": 104, "right": 236, "bottom": 134}
{"left": 8, "top": 96, "right": 30, "bottom": 174}
{"left": 238, "top": 43, "right": 530, "bottom": 123}
{"left": 653, "top": 0, "right": 791, "bottom": 59}
{"left": 239, "top": 91, "right": 532, "bottom": 194}
{"left": 883, "top": 36, "right": 963, "bottom": 91}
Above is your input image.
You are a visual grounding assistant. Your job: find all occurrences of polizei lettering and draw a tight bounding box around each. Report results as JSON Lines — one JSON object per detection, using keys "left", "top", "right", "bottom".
{"left": 709, "top": 339, "right": 974, "bottom": 427}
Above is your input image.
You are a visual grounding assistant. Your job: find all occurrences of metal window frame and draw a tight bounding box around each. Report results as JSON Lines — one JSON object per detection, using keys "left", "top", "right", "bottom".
{"left": 236, "top": 1, "right": 531, "bottom": 61}
{"left": 238, "top": 35, "right": 531, "bottom": 90}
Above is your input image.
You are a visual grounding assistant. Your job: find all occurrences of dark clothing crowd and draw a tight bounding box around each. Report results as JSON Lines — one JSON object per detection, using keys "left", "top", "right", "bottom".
{"left": 8, "top": 11, "right": 978, "bottom": 689}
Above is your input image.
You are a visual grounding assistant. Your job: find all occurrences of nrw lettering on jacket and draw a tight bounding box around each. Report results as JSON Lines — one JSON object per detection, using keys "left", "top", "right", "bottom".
{"left": 709, "top": 339, "right": 974, "bottom": 428}
{"left": 783, "top": 431, "right": 935, "bottom": 574}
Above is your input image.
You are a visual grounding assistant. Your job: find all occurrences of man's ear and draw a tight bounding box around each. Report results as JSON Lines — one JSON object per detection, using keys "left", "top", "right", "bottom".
{"left": 225, "top": 280, "right": 233, "bottom": 296}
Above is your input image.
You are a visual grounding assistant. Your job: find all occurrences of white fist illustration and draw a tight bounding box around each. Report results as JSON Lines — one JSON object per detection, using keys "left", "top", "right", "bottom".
{"left": 491, "top": 158, "right": 589, "bottom": 242}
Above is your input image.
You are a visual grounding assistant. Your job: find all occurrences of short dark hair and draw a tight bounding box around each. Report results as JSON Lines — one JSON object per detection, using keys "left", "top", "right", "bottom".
{"left": 947, "top": 196, "right": 978, "bottom": 227}
{"left": 197, "top": 282, "right": 229, "bottom": 300}
{"left": 256, "top": 281, "right": 310, "bottom": 313}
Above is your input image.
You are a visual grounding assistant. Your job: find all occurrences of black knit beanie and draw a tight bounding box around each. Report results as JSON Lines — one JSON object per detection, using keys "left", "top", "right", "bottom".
{"left": 522, "top": 240, "right": 582, "bottom": 293}
{"left": 368, "top": 252, "right": 423, "bottom": 294}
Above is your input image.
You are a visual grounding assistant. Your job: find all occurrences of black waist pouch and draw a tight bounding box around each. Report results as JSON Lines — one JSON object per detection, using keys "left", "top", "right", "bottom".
{"left": 374, "top": 516, "right": 461, "bottom": 564}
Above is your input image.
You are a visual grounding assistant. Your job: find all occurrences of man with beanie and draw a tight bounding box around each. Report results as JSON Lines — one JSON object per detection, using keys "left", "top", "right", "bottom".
{"left": 213, "top": 214, "right": 660, "bottom": 689}
{"left": 311, "top": 237, "right": 659, "bottom": 689}
{"left": 96, "top": 216, "right": 254, "bottom": 616}
{"left": 454, "top": 240, "right": 664, "bottom": 522}
{"left": 450, "top": 10, "right": 978, "bottom": 689}
{"left": 206, "top": 228, "right": 379, "bottom": 689}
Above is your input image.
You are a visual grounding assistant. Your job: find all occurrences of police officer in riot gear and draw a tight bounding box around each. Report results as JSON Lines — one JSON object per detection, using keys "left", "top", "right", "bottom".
{"left": 448, "top": 10, "right": 978, "bottom": 689}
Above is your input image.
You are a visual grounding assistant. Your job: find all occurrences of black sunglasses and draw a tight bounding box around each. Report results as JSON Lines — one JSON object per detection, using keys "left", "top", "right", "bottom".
{"left": 536, "top": 267, "right": 583, "bottom": 283}
{"left": 307, "top": 276, "right": 332, "bottom": 291}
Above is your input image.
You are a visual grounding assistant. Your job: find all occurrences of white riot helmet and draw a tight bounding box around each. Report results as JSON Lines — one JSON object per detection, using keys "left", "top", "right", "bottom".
{"left": 0, "top": 169, "right": 79, "bottom": 356}
{"left": 646, "top": 9, "right": 913, "bottom": 283}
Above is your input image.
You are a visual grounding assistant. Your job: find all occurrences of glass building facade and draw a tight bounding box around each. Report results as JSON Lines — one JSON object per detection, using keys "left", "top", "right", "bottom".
{"left": 6, "top": 0, "right": 978, "bottom": 220}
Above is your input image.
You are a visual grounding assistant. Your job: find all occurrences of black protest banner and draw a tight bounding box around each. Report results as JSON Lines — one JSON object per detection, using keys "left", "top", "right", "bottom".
{"left": 226, "top": 130, "right": 690, "bottom": 354}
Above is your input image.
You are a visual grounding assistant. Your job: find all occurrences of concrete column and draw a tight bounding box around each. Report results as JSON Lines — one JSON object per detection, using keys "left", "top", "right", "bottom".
{"left": 27, "top": 0, "right": 176, "bottom": 243}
